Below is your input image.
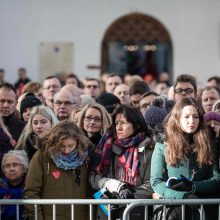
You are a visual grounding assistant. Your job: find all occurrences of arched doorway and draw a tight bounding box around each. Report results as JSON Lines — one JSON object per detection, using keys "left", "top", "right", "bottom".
{"left": 101, "top": 13, "right": 173, "bottom": 82}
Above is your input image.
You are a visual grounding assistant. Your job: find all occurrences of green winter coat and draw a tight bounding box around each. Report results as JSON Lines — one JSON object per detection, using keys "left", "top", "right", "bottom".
{"left": 150, "top": 142, "right": 220, "bottom": 199}
{"left": 24, "top": 149, "right": 88, "bottom": 220}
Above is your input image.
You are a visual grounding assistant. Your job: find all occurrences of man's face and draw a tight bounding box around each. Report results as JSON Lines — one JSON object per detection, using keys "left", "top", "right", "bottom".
{"left": 114, "top": 84, "right": 131, "bottom": 105}
{"left": 174, "top": 82, "right": 196, "bottom": 102}
{"left": 202, "top": 88, "right": 220, "bottom": 112}
{"left": 0, "top": 88, "right": 17, "bottom": 117}
{"left": 84, "top": 80, "right": 100, "bottom": 98}
{"left": 139, "top": 95, "right": 157, "bottom": 115}
{"left": 43, "top": 78, "right": 61, "bottom": 106}
{"left": 105, "top": 76, "right": 122, "bottom": 93}
{"left": 130, "top": 94, "right": 142, "bottom": 110}
{"left": 53, "top": 91, "right": 76, "bottom": 120}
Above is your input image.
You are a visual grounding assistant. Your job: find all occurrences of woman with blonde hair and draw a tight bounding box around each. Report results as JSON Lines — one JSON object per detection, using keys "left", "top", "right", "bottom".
{"left": 78, "top": 103, "right": 112, "bottom": 146}
{"left": 16, "top": 105, "right": 58, "bottom": 160}
{"left": 151, "top": 97, "right": 220, "bottom": 219}
{"left": 24, "top": 121, "right": 90, "bottom": 220}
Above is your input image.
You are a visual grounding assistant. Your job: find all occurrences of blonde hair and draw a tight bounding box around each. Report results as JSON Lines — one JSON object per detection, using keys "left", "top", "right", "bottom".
{"left": 78, "top": 103, "right": 112, "bottom": 135}
{"left": 15, "top": 105, "right": 59, "bottom": 150}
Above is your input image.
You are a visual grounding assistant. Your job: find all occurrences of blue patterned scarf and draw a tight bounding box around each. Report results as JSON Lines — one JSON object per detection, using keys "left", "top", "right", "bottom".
{"left": 51, "top": 149, "right": 88, "bottom": 170}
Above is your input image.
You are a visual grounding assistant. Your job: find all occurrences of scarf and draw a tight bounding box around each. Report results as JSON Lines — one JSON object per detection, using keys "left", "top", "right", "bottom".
{"left": 51, "top": 149, "right": 87, "bottom": 170}
{"left": 92, "top": 132, "right": 145, "bottom": 186}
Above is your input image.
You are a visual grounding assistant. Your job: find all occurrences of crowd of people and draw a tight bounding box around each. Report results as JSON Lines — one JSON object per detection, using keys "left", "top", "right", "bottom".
{"left": 0, "top": 68, "right": 220, "bottom": 220}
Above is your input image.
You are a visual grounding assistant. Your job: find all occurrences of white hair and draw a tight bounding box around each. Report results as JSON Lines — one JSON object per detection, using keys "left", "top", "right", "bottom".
{"left": 1, "top": 150, "right": 29, "bottom": 172}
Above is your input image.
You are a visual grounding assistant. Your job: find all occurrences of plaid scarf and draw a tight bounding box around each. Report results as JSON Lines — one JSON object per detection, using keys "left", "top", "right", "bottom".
{"left": 92, "top": 132, "right": 145, "bottom": 186}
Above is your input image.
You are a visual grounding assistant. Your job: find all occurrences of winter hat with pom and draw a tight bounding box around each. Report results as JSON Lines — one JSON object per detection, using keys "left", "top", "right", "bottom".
{"left": 144, "top": 97, "right": 168, "bottom": 129}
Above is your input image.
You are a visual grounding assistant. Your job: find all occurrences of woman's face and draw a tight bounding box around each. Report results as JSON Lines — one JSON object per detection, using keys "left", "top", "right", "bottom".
{"left": 83, "top": 107, "right": 102, "bottom": 137}
{"left": 3, "top": 156, "right": 25, "bottom": 185}
{"left": 115, "top": 113, "right": 134, "bottom": 139}
{"left": 207, "top": 120, "right": 220, "bottom": 137}
{"left": 180, "top": 105, "right": 199, "bottom": 134}
{"left": 32, "top": 113, "right": 52, "bottom": 138}
{"left": 22, "top": 107, "right": 31, "bottom": 122}
{"left": 59, "top": 138, "right": 77, "bottom": 155}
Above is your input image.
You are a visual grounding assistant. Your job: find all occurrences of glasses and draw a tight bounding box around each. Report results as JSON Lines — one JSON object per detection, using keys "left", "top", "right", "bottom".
{"left": 54, "top": 100, "right": 76, "bottom": 106}
{"left": 43, "top": 85, "right": 60, "bottom": 90}
{"left": 3, "top": 163, "right": 22, "bottom": 170}
{"left": 174, "top": 88, "right": 194, "bottom": 95}
{"left": 84, "top": 116, "right": 102, "bottom": 123}
{"left": 0, "top": 99, "right": 15, "bottom": 105}
{"left": 86, "top": 85, "right": 98, "bottom": 89}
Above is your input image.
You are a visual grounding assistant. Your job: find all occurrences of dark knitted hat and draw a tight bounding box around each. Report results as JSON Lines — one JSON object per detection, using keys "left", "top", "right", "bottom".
{"left": 204, "top": 111, "right": 220, "bottom": 122}
{"left": 20, "top": 93, "right": 41, "bottom": 116}
{"left": 96, "top": 92, "right": 121, "bottom": 113}
{"left": 144, "top": 98, "right": 167, "bottom": 128}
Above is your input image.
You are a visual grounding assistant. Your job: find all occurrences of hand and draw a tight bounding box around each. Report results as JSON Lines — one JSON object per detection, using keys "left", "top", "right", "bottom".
{"left": 171, "top": 180, "right": 193, "bottom": 192}
{"left": 185, "top": 194, "right": 198, "bottom": 199}
{"left": 152, "top": 193, "right": 161, "bottom": 199}
{"left": 119, "top": 185, "right": 134, "bottom": 199}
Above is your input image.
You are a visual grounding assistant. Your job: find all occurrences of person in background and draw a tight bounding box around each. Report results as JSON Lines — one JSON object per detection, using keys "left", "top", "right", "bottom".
{"left": 105, "top": 74, "right": 122, "bottom": 94}
{"left": 83, "top": 78, "right": 101, "bottom": 99}
{"left": 114, "top": 84, "right": 131, "bottom": 105}
{"left": 129, "top": 80, "right": 149, "bottom": 110}
{"left": 16, "top": 105, "right": 58, "bottom": 161}
{"left": 96, "top": 92, "right": 121, "bottom": 114}
{"left": 0, "top": 68, "right": 5, "bottom": 84}
{"left": 24, "top": 121, "right": 90, "bottom": 220}
{"left": 19, "top": 93, "right": 41, "bottom": 122}
{"left": 200, "top": 86, "right": 220, "bottom": 112}
{"left": 0, "top": 150, "right": 28, "bottom": 220}
{"left": 53, "top": 89, "right": 78, "bottom": 121}
{"left": 207, "top": 76, "right": 220, "bottom": 90}
{"left": 22, "top": 82, "right": 44, "bottom": 103}
{"left": 65, "top": 73, "right": 81, "bottom": 87}
{"left": 173, "top": 74, "right": 197, "bottom": 102}
{"left": 139, "top": 91, "right": 159, "bottom": 115}
{"left": 90, "top": 105, "right": 153, "bottom": 220}
{"left": 78, "top": 103, "right": 112, "bottom": 147}
{"left": 212, "top": 100, "right": 220, "bottom": 113}
{"left": 42, "top": 76, "right": 61, "bottom": 109}
{"left": 204, "top": 111, "right": 220, "bottom": 169}
{"left": 14, "top": 68, "right": 30, "bottom": 97}
{"left": 151, "top": 97, "right": 220, "bottom": 219}
{"left": 0, "top": 83, "right": 25, "bottom": 142}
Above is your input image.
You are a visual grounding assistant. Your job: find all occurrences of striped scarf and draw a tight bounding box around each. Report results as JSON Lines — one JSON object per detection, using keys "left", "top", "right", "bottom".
{"left": 92, "top": 132, "right": 145, "bottom": 186}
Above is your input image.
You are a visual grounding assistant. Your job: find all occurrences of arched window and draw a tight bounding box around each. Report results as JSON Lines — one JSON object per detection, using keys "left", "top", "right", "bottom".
{"left": 101, "top": 13, "right": 173, "bottom": 81}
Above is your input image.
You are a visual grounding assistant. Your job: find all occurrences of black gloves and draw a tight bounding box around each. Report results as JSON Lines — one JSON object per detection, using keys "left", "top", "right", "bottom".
{"left": 166, "top": 175, "right": 193, "bottom": 192}
{"left": 119, "top": 186, "right": 134, "bottom": 199}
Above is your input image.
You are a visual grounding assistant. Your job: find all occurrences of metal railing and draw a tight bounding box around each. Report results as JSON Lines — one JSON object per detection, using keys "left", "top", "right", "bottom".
{"left": 0, "top": 199, "right": 220, "bottom": 220}
{"left": 122, "top": 199, "right": 220, "bottom": 220}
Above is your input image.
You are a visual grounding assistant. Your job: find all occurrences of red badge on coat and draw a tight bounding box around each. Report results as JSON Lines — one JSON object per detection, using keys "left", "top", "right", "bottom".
{"left": 52, "top": 170, "right": 61, "bottom": 179}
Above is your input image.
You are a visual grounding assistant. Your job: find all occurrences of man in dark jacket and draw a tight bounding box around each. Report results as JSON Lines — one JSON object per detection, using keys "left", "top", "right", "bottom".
{"left": 0, "top": 83, "right": 25, "bottom": 142}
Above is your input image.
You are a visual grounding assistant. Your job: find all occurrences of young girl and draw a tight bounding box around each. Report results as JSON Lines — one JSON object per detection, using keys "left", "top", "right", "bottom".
{"left": 24, "top": 121, "right": 90, "bottom": 220}
{"left": 16, "top": 105, "right": 58, "bottom": 160}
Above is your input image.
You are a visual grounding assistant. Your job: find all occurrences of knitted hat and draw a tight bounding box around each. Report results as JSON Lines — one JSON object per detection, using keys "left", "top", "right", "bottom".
{"left": 20, "top": 93, "right": 41, "bottom": 116}
{"left": 96, "top": 92, "right": 121, "bottom": 113}
{"left": 144, "top": 98, "right": 167, "bottom": 129}
{"left": 204, "top": 111, "right": 220, "bottom": 123}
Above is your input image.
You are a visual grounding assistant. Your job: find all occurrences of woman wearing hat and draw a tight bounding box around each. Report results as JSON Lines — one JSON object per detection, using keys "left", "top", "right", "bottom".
{"left": 204, "top": 111, "right": 220, "bottom": 169}
{"left": 19, "top": 93, "right": 41, "bottom": 122}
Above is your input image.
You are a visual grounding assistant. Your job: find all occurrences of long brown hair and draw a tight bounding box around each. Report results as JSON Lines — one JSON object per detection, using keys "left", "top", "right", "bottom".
{"left": 166, "top": 98, "right": 212, "bottom": 167}
{"left": 43, "top": 121, "right": 90, "bottom": 156}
